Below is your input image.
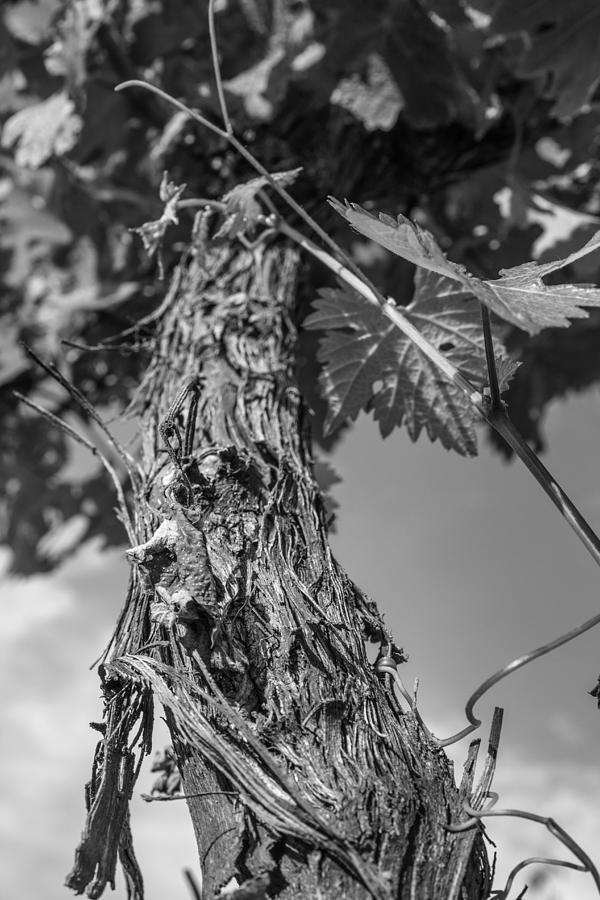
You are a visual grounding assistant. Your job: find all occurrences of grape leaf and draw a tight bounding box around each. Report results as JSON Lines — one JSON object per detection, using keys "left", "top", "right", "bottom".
{"left": 329, "top": 198, "right": 470, "bottom": 280}
{"left": 304, "top": 269, "right": 516, "bottom": 456}
{"left": 1, "top": 91, "right": 82, "bottom": 168}
{"left": 330, "top": 198, "right": 600, "bottom": 334}
{"left": 224, "top": 47, "right": 290, "bottom": 122}
{"left": 489, "top": 0, "right": 600, "bottom": 120}
{"left": 330, "top": 53, "right": 404, "bottom": 132}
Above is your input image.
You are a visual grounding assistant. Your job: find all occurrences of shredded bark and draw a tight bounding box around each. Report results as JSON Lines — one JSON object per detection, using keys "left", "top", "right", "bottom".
{"left": 67, "top": 221, "right": 491, "bottom": 899}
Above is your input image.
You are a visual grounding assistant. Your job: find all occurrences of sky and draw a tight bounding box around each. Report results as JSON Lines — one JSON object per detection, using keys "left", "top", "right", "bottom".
{"left": 2, "top": 389, "right": 600, "bottom": 900}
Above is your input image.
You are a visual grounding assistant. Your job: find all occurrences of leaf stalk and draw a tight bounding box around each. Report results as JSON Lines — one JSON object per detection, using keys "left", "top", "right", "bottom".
{"left": 479, "top": 303, "right": 502, "bottom": 410}
{"left": 485, "top": 406, "right": 600, "bottom": 568}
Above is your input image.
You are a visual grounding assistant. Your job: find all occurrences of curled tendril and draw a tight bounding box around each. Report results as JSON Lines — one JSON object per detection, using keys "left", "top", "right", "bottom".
{"left": 375, "top": 590, "right": 600, "bottom": 748}
{"left": 442, "top": 793, "right": 600, "bottom": 899}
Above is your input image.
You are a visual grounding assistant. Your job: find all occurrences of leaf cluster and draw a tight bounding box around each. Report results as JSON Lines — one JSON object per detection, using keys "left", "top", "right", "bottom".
{"left": 3, "top": 0, "right": 600, "bottom": 571}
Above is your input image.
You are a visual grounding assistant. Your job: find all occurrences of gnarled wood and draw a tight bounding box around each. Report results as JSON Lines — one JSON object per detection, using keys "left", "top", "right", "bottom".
{"left": 70, "top": 231, "right": 490, "bottom": 899}
{"left": 128, "top": 231, "right": 490, "bottom": 898}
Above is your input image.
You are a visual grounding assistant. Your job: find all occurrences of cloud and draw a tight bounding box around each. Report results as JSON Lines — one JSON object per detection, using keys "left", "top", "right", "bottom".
{"left": 0, "top": 571, "right": 74, "bottom": 643}
{"left": 547, "top": 712, "right": 585, "bottom": 748}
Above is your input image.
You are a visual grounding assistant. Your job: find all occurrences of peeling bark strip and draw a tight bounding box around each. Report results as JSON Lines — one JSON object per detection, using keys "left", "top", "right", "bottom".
{"left": 66, "top": 670, "right": 150, "bottom": 898}
{"left": 69, "top": 229, "right": 490, "bottom": 898}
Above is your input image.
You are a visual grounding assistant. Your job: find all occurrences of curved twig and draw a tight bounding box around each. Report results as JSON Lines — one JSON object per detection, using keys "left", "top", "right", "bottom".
{"left": 22, "top": 344, "right": 143, "bottom": 490}
{"left": 14, "top": 392, "right": 137, "bottom": 544}
{"left": 491, "top": 857, "right": 586, "bottom": 899}
{"left": 377, "top": 582, "right": 600, "bottom": 747}
{"left": 444, "top": 792, "right": 500, "bottom": 833}
{"left": 462, "top": 802, "right": 600, "bottom": 899}
{"left": 142, "top": 790, "right": 239, "bottom": 802}
{"left": 489, "top": 408, "right": 600, "bottom": 569}
{"left": 479, "top": 302, "right": 501, "bottom": 410}
{"left": 61, "top": 336, "right": 152, "bottom": 353}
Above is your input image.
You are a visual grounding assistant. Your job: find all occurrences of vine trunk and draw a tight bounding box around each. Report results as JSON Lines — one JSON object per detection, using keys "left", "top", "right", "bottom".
{"left": 68, "top": 230, "right": 491, "bottom": 900}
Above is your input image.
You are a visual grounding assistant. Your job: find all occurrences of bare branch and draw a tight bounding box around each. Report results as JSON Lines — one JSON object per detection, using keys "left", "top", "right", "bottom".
{"left": 22, "top": 344, "right": 143, "bottom": 489}
{"left": 14, "top": 392, "right": 137, "bottom": 545}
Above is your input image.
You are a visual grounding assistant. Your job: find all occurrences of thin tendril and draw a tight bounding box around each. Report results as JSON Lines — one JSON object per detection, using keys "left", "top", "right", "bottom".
{"left": 22, "top": 343, "right": 143, "bottom": 488}
{"left": 14, "top": 392, "right": 137, "bottom": 544}
{"left": 491, "top": 857, "right": 585, "bottom": 900}
{"left": 490, "top": 410, "right": 600, "bottom": 568}
{"left": 377, "top": 590, "right": 600, "bottom": 748}
{"left": 114, "top": 80, "right": 383, "bottom": 307}
{"left": 208, "top": 0, "right": 233, "bottom": 134}
{"left": 462, "top": 802, "right": 600, "bottom": 898}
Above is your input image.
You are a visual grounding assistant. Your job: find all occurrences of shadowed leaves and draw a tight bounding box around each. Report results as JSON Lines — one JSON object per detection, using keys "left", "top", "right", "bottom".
{"left": 488, "top": 0, "right": 600, "bottom": 119}
{"left": 320, "top": 0, "right": 484, "bottom": 128}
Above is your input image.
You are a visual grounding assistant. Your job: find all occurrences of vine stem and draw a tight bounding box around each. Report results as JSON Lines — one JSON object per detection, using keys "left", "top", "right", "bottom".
{"left": 208, "top": 0, "right": 232, "bottom": 135}
{"left": 21, "top": 343, "right": 144, "bottom": 489}
{"left": 479, "top": 302, "right": 501, "bottom": 410}
{"left": 379, "top": 573, "right": 600, "bottom": 748}
{"left": 488, "top": 406, "right": 600, "bottom": 568}
{"left": 114, "top": 80, "right": 383, "bottom": 307}
{"left": 13, "top": 392, "right": 137, "bottom": 545}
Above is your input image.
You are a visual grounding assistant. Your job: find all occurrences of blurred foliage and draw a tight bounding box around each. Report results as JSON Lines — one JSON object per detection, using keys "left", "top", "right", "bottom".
{"left": 3, "top": 0, "right": 600, "bottom": 573}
